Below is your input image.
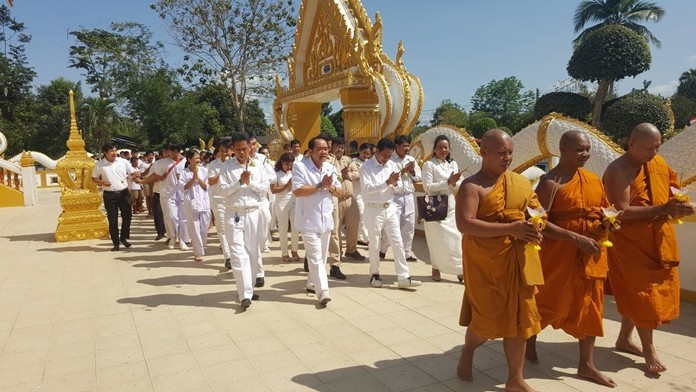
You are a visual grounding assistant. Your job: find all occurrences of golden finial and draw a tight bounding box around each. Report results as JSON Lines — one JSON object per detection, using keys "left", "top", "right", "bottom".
{"left": 396, "top": 41, "right": 405, "bottom": 68}
{"left": 66, "top": 90, "right": 86, "bottom": 153}
{"left": 198, "top": 138, "right": 205, "bottom": 151}
{"left": 19, "top": 150, "right": 34, "bottom": 167}
{"left": 207, "top": 137, "right": 214, "bottom": 151}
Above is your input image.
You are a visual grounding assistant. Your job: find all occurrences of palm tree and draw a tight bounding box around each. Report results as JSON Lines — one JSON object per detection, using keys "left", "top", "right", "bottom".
{"left": 573, "top": 0, "right": 665, "bottom": 47}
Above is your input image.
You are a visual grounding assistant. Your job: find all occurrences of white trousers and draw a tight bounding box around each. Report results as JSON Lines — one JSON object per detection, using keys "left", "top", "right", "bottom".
{"left": 163, "top": 195, "right": 182, "bottom": 242}
{"left": 274, "top": 201, "right": 299, "bottom": 255}
{"left": 364, "top": 204, "right": 410, "bottom": 280}
{"left": 177, "top": 200, "right": 190, "bottom": 243}
{"left": 379, "top": 193, "right": 416, "bottom": 257}
{"left": 225, "top": 208, "right": 260, "bottom": 301}
{"left": 259, "top": 198, "right": 272, "bottom": 248}
{"left": 211, "top": 198, "right": 231, "bottom": 259}
{"left": 183, "top": 204, "right": 211, "bottom": 256}
{"left": 355, "top": 195, "right": 368, "bottom": 243}
{"left": 302, "top": 231, "right": 331, "bottom": 295}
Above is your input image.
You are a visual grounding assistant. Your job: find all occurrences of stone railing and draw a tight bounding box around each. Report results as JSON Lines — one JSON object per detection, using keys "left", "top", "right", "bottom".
{"left": 0, "top": 151, "right": 38, "bottom": 207}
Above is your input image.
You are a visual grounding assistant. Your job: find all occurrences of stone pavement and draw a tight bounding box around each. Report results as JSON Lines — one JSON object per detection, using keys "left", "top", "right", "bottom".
{"left": 0, "top": 188, "right": 695, "bottom": 392}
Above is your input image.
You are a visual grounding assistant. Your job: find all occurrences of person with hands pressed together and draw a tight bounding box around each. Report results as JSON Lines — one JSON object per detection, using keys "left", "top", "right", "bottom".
{"left": 272, "top": 153, "right": 301, "bottom": 263}
{"left": 207, "top": 139, "right": 233, "bottom": 269}
{"left": 180, "top": 149, "right": 211, "bottom": 263}
{"left": 292, "top": 137, "right": 343, "bottom": 305}
{"left": 218, "top": 132, "right": 269, "bottom": 309}
{"left": 525, "top": 130, "right": 616, "bottom": 388}
{"left": 602, "top": 123, "right": 696, "bottom": 374}
{"left": 454, "top": 129, "right": 543, "bottom": 392}
{"left": 360, "top": 138, "right": 422, "bottom": 289}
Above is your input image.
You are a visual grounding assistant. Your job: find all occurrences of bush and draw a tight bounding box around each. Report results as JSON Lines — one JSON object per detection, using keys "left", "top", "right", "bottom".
{"left": 670, "top": 95, "right": 696, "bottom": 129}
{"left": 470, "top": 117, "right": 497, "bottom": 139}
{"left": 601, "top": 91, "right": 670, "bottom": 143}
{"left": 534, "top": 92, "right": 591, "bottom": 121}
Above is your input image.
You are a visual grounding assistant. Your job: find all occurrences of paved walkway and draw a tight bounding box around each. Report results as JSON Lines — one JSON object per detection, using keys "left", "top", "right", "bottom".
{"left": 0, "top": 188, "right": 695, "bottom": 392}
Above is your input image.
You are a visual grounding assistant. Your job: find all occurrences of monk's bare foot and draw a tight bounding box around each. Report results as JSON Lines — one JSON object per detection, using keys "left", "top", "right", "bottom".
{"left": 505, "top": 379, "right": 536, "bottom": 392}
{"left": 615, "top": 338, "right": 643, "bottom": 357}
{"left": 644, "top": 347, "right": 667, "bottom": 374}
{"left": 578, "top": 364, "right": 617, "bottom": 388}
{"left": 456, "top": 345, "right": 474, "bottom": 381}
{"left": 525, "top": 338, "right": 539, "bottom": 364}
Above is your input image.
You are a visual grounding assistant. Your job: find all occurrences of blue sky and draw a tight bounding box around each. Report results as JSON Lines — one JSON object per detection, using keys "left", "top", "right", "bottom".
{"left": 10, "top": 0, "right": 696, "bottom": 124}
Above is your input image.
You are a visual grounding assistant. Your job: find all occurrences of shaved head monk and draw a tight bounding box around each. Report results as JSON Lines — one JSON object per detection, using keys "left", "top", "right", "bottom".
{"left": 455, "top": 129, "right": 543, "bottom": 392}
{"left": 526, "top": 130, "right": 616, "bottom": 387}
{"left": 603, "top": 123, "right": 695, "bottom": 374}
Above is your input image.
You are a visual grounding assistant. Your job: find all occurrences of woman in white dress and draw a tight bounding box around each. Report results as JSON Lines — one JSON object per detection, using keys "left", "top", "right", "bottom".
{"left": 271, "top": 153, "right": 301, "bottom": 263}
{"left": 179, "top": 150, "right": 211, "bottom": 263}
{"left": 422, "top": 135, "right": 464, "bottom": 282}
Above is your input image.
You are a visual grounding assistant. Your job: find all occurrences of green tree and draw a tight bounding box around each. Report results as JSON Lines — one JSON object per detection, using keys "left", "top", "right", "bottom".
{"left": 328, "top": 108, "right": 344, "bottom": 138}
{"left": 470, "top": 77, "right": 535, "bottom": 129}
{"left": 31, "top": 78, "right": 83, "bottom": 157}
{"left": 69, "top": 22, "right": 164, "bottom": 100}
{"left": 573, "top": 0, "right": 665, "bottom": 47}
{"left": 0, "top": 5, "right": 35, "bottom": 120}
{"left": 80, "top": 97, "right": 121, "bottom": 152}
{"left": 567, "top": 24, "right": 651, "bottom": 128}
{"left": 151, "top": 0, "right": 296, "bottom": 133}
{"left": 407, "top": 122, "right": 428, "bottom": 140}
{"left": 670, "top": 95, "right": 696, "bottom": 129}
{"left": 601, "top": 91, "right": 669, "bottom": 143}
{"left": 470, "top": 117, "right": 498, "bottom": 139}
{"left": 431, "top": 99, "right": 467, "bottom": 128}
{"left": 534, "top": 92, "right": 592, "bottom": 121}
{"left": 676, "top": 68, "right": 696, "bottom": 100}
{"left": 320, "top": 115, "right": 337, "bottom": 138}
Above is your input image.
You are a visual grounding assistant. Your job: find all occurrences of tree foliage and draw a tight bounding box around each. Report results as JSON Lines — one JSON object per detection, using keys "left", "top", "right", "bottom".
{"left": 151, "top": 0, "right": 295, "bottom": 132}
{"left": 601, "top": 91, "right": 670, "bottom": 143}
{"left": 320, "top": 116, "right": 337, "bottom": 138}
{"left": 470, "top": 77, "right": 535, "bottom": 130}
{"left": 567, "top": 24, "right": 651, "bottom": 127}
{"left": 69, "top": 22, "right": 164, "bottom": 100}
{"left": 431, "top": 99, "right": 467, "bottom": 129}
{"left": 534, "top": 92, "right": 592, "bottom": 121}
{"left": 573, "top": 0, "right": 665, "bottom": 48}
{"left": 470, "top": 117, "right": 498, "bottom": 139}
{"left": 676, "top": 68, "right": 696, "bottom": 100}
{"left": 670, "top": 95, "right": 696, "bottom": 129}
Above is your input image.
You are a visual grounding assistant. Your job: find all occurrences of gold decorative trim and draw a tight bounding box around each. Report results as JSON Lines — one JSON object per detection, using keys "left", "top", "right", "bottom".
{"left": 404, "top": 73, "right": 424, "bottom": 134}
{"left": 19, "top": 150, "right": 34, "bottom": 167}
{"left": 546, "top": 112, "right": 624, "bottom": 154}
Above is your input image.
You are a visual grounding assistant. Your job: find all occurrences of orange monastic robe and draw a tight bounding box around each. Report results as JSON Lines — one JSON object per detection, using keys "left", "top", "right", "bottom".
{"left": 607, "top": 155, "right": 680, "bottom": 329}
{"left": 536, "top": 168, "right": 608, "bottom": 340}
{"left": 459, "top": 171, "right": 543, "bottom": 339}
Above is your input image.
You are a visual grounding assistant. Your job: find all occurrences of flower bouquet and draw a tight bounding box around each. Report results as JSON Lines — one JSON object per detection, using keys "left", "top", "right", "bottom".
{"left": 525, "top": 206, "right": 547, "bottom": 250}
{"left": 600, "top": 205, "right": 621, "bottom": 247}
{"left": 669, "top": 186, "right": 689, "bottom": 225}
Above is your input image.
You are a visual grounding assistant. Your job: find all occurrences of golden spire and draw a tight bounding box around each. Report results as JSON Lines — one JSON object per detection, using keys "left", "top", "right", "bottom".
{"left": 66, "top": 90, "right": 86, "bottom": 154}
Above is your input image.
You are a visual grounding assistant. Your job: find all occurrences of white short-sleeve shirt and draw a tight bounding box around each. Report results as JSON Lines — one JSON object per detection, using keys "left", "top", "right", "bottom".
{"left": 292, "top": 157, "right": 341, "bottom": 234}
{"left": 92, "top": 157, "right": 133, "bottom": 192}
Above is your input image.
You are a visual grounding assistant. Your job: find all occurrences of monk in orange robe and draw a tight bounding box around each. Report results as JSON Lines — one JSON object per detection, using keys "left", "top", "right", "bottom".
{"left": 455, "top": 129, "right": 543, "bottom": 392}
{"left": 603, "top": 123, "right": 695, "bottom": 374}
{"left": 526, "top": 131, "right": 616, "bottom": 387}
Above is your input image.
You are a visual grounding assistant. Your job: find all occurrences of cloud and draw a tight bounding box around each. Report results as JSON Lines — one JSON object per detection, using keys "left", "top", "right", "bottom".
{"left": 688, "top": 54, "right": 696, "bottom": 62}
{"left": 648, "top": 80, "right": 678, "bottom": 96}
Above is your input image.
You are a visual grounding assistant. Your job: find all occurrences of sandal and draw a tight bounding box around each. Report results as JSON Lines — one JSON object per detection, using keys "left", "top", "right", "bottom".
{"left": 282, "top": 255, "right": 292, "bottom": 263}
{"left": 291, "top": 251, "right": 301, "bottom": 262}
{"left": 431, "top": 268, "right": 441, "bottom": 282}
{"left": 193, "top": 256, "right": 203, "bottom": 263}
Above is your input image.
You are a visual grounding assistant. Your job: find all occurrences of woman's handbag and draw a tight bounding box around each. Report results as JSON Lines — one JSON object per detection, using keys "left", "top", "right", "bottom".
{"left": 416, "top": 194, "right": 448, "bottom": 222}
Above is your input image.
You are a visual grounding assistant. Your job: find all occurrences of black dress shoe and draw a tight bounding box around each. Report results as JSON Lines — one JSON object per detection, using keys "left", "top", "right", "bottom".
{"left": 344, "top": 251, "right": 366, "bottom": 261}
{"left": 303, "top": 258, "right": 309, "bottom": 272}
{"left": 111, "top": 246, "right": 120, "bottom": 252}
{"left": 255, "top": 277, "right": 265, "bottom": 287}
{"left": 155, "top": 235, "right": 164, "bottom": 241}
{"left": 329, "top": 265, "right": 346, "bottom": 280}
{"left": 241, "top": 299, "right": 251, "bottom": 309}
{"left": 357, "top": 240, "right": 369, "bottom": 246}
{"left": 252, "top": 293, "right": 260, "bottom": 300}
{"left": 379, "top": 252, "right": 386, "bottom": 260}
{"left": 224, "top": 258, "right": 231, "bottom": 270}
{"left": 405, "top": 256, "right": 417, "bottom": 262}
{"left": 119, "top": 238, "right": 132, "bottom": 248}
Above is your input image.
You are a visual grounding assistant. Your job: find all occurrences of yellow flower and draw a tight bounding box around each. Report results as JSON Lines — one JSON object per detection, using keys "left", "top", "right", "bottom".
{"left": 525, "top": 206, "right": 547, "bottom": 251}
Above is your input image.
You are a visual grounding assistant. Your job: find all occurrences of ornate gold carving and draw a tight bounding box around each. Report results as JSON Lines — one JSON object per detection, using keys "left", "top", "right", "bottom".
{"left": 55, "top": 90, "right": 108, "bottom": 242}
{"left": 19, "top": 150, "right": 34, "bottom": 167}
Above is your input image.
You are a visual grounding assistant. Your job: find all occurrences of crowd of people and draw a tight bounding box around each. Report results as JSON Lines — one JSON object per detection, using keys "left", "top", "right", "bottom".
{"left": 90, "top": 123, "right": 695, "bottom": 390}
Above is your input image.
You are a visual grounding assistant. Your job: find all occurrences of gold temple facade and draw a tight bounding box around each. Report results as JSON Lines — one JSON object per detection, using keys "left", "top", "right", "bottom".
{"left": 273, "top": 0, "right": 423, "bottom": 147}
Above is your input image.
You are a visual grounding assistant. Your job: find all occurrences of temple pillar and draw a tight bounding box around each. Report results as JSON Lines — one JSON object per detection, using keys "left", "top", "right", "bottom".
{"left": 340, "top": 87, "right": 381, "bottom": 145}
{"left": 286, "top": 102, "right": 323, "bottom": 149}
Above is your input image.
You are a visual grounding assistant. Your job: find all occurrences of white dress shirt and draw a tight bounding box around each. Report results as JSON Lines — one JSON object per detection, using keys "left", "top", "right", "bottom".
{"left": 422, "top": 158, "right": 462, "bottom": 196}
{"left": 179, "top": 166, "right": 210, "bottom": 212}
{"left": 275, "top": 170, "right": 295, "bottom": 209}
{"left": 359, "top": 156, "right": 402, "bottom": 204}
{"left": 218, "top": 157, "right": 268, "bottom": 209}
{"left": 206, "top": 158, "right": 225, "bottom": 199}
{"left": 163, "top": 157, "right": 186, "bottom": 199}
{"left": 148, "top": 159, "right": 169, "bottom": 194}
{"left": 391, "top": 152, "right": 421, "bottom": 195}
{"left": 292, "top": 157, "right": 341, "bottom": 234}
{"left": 92, "top": 157, "right": 133, "bottom": 192}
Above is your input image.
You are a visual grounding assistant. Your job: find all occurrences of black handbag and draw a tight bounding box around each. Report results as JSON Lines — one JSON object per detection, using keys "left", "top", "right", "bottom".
{"left": 416, "top": 194, "right": 448, "bottom": 222}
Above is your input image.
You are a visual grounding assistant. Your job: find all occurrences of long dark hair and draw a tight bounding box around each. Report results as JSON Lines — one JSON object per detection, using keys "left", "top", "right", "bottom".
{"left": 433, "top": 135, "right": 453, "bottom": 162}
{"left": 275, "top": 152, "right": 294, "bottom": 172}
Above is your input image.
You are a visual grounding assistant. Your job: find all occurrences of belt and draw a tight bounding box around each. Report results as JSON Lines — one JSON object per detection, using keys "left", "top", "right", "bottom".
{"left": 366, "top": 202, "right": 391, "bottom": 209}
{"left": 227, "top": 206, "right": 259, "bottom": 213}
{"left": 104, "top": 189, "right": 128, "bottom": 194}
